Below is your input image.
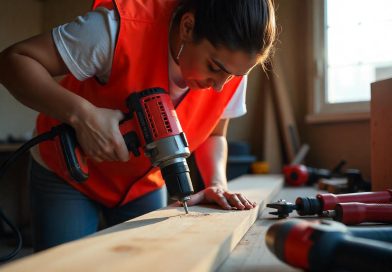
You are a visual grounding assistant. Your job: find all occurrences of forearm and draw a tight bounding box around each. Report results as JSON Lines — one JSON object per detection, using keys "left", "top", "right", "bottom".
{"left": 0, "top": 48, "right": 92, "bottom": 125}
{"left": 194, "top": 135, "right": 228, "bottom": 190}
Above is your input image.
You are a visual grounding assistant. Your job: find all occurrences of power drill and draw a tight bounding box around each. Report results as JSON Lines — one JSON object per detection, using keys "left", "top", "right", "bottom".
{"left": 0, "top": 87, "right": 193, "bottom": 262}
{"left": 282, "top": 164, "right": 332, "bottom": 186}
{"left": 56, "top": 87, "right": 194, "bottom": 213}
{"left": 266, "top": 219, "right": 392, "bottom": 272}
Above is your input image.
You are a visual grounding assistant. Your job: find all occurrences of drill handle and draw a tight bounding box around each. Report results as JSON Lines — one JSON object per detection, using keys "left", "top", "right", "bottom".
{"left": 334, "top": 202, "right": 392, "bottom": 225}
{"left": 59, "top": 119, "right": 141, "bottom": 183}
{"left": 349, "top": 226, "right": 392, "bottom": 243}
{"left": 318, "top": 190, "right": 392, "bottom": 210}
{"left": 58, "top": 124, "right": 89, "bottom": 182}
{"left": 330, "top": 236, "right": 392, "bottom": 272}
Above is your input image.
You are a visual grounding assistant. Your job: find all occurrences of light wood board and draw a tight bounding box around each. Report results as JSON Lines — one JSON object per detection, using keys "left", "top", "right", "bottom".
{"left": 219, "top": 186, "right": 324, "bottom": 272}
{"left": 2, "top": 175, "right": 283, "bottom": 272}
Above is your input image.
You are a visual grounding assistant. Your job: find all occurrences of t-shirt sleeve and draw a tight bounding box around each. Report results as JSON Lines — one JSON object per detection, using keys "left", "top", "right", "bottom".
{"left": 51, "top": 7, "right": 118, "bottom": 83}
{"left": 221, "top": 75, "right": 248, "bottom": 119}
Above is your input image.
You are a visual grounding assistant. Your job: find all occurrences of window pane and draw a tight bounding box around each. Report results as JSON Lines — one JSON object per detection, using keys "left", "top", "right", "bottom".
{"left": 327, "top": 65, "right": 372, "bottom": 103}
{"left": 326, "top": 0, "right": 392, "bottom": 103}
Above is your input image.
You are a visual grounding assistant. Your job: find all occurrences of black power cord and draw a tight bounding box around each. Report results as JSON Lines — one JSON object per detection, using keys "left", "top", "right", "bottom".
{"left": 0, "top": 209, "right": 22, "bottom": 262}
{"left": 0, "top": 125, "right": 65, "bottom": 262}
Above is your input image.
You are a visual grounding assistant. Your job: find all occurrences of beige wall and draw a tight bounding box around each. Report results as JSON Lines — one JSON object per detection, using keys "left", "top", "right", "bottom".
{"left": 0, "top": 1, "right": 91, "bottom": 140}
{"left": 0, "top": 0, "right": 43, "bottom": 139}
{"left": 42, "top": 0, "right": 92, "bottom": 31}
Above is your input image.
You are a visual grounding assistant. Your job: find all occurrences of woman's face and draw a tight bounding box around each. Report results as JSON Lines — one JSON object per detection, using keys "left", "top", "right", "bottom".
{"left": 178, "top": 39, "right": 258, "bottom": 91}
{"left": 176, "top": 13, "right": 259, "bottom": 91}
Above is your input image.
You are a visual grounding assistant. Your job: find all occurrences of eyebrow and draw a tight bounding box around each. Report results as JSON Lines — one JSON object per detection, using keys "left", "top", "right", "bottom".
{"left": 211, "top": 59, "right": 247, "bottom": 76}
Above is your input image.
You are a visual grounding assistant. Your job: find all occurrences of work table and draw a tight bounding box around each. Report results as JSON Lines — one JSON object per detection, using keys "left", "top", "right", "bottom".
{"left": 219, "top": 186, "right": 323, "bottom": 272}
{"left": 1, "top": 175, "right": 324, "bottom": 272}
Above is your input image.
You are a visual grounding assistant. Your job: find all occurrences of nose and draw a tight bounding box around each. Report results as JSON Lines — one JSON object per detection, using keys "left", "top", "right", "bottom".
{"left": 212, "top": 74, "right": 234, "bottom": 92}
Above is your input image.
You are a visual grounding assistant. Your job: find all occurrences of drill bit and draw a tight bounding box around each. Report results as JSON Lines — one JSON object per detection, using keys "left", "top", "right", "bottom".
{"left": 183, "top": 201, "right": 189, "bottom": 214}
{"left": 180, "top": 196, "right": 190, "bottom": 214}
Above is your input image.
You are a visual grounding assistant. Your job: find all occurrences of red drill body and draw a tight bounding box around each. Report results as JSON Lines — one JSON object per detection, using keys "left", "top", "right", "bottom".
{"left": 56, "top": 88, "right": 194, "bottom": 211}
{"left": 317, "top": 190, "right": 392, "bottom": 210}
{"left": 266, "top": 219, "right": 392, "bottom": 271}
{"left": 283, "top": 164, "right": 331, "bottom": 186}
{"left": 334, "top": 202, "right": 392, "bottom": 225}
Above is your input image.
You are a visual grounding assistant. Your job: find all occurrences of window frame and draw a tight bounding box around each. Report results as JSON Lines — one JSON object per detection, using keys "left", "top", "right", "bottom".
{"left": 307, "top": 0, "right": 370, "bottom": 124}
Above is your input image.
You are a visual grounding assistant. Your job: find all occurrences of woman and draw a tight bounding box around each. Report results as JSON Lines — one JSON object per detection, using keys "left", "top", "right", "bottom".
{"left": 0, "top": 0, "right": 276, "bottom": 251}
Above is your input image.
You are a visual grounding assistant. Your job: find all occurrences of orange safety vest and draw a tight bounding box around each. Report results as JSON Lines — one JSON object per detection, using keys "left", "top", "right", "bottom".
{"left": 36, "top": 0, "right": 243, "bottom": 207}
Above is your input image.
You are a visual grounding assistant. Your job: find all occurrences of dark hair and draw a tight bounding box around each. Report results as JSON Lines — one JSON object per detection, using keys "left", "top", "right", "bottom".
{"left": 174, "top": 0, "right": 276, "bottom": 66}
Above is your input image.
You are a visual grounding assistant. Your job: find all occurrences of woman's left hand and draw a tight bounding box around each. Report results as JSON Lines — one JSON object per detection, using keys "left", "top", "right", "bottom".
{"left": 185, "top": 186, "right": 257, "bottom": 210}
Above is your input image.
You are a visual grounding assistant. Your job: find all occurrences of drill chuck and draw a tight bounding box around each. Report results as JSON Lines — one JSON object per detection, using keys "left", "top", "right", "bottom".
{"left": 144, "top": 132, "right": 190, "bottom": 167}
{"left": 161, "top": 158, "right": 193, "bottom": 201}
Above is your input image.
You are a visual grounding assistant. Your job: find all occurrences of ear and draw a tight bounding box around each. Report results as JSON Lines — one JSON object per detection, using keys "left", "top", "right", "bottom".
{"left": 179, "top": 12, "right": 195, "bottom": 42}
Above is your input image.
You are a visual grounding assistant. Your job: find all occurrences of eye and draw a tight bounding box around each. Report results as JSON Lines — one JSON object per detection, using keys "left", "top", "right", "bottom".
{"left": 208, "top": 63, "right": 221, "bottom": 73}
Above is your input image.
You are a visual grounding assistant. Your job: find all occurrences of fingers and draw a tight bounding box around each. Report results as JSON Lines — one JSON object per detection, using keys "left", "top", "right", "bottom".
{"left": 226, "top": 194, "right": 245, "bottom": 210}
{"left": 186, "top": 191, "right": 205, "bottom": 206}
{"left": 112, "top": 133, "right": 129, "bottom": 162}
{"left": 181, "top": 186, "right": 257, "bottom": 211}
{"left": 108, "top": 110, "right": 128, "bottom": 162}
{"left": 236, "top": 194, "right": 257, "bottom": 209}
{"left": 212, "top": 192, "right": 232, "bottom": 210}
{"left": 77, "top": 108, "right": 129, "bottom": 162}
{"left": 224, "top": 192, "right": 257, "bottom": 210}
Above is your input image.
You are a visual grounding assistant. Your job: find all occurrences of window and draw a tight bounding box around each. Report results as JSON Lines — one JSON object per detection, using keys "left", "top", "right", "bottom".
{"left": 309, "top": 0, "right": 392, "bottom": 121}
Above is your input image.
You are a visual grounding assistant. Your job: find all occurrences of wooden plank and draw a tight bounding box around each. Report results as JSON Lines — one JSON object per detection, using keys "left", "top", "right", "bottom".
{"left": 371, "top": 78, "right": 392, "bottom": 191}
{"left": 219, "top": 187, "right": 324, "bottom": 272}
{"left": 262, "top": 76, "right": 284, "bottom": 173}
{"left": 268, "top": 59, "right": 301, "bottom": 163}
{"left": 2, "top": 175, "right": 283, "bottom": 272}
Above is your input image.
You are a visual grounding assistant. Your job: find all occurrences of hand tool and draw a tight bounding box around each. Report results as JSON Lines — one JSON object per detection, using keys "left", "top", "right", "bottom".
{"left": 282, "top": 160, "right": 346, "bottom": 186}
{"left": 56, "top": 87, "right": 193, "bottom": 213}
{"left": 326, "top": 202, "right": 392, "bottom": 225}
{"left": 266, "top": 218, "right": 392, "bottom": 272}
{"left": 282, "top": 160, "right": 371, "bottom": 191}
{"left": 282, "top": 164, "right": 332, "bottom": 186}
{"left": 318, "top": 168, "right": 371, "bottom": 193}
{"left": 266, "top": 189, "right": 392, "bottom": 218}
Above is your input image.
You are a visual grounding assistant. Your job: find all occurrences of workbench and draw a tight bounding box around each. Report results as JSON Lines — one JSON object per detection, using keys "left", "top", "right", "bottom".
{"left": 219, "top": 186, "right": 323, "bottom": 272}
{"left": 1, "top": 175, "right": 324, "bottom": 272}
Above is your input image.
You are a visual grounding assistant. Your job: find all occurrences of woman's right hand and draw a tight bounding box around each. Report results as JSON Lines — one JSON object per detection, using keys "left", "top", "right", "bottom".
{"left": 71, "top": 104, "right": 129, "bottom": 163}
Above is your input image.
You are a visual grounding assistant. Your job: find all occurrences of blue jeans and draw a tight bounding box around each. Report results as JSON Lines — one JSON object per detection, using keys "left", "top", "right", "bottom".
{"left": 29, "top": 159, "right": 166, "bottom": 251}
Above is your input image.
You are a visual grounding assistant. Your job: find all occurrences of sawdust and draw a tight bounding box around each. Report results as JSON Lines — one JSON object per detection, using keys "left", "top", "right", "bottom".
{"left": 177, "top": 212, "right": 210, "bottom": 219}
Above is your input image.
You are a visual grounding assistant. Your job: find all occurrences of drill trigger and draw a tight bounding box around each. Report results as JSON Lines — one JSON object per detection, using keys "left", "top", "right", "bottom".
{"left": 123, "top": 131, "right": 141, "bottom": 156}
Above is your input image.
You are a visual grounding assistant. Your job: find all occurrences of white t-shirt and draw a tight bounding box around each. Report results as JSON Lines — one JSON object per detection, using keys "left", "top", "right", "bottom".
{"left": 52, "top": 7, "right": 247, "bottom": 118}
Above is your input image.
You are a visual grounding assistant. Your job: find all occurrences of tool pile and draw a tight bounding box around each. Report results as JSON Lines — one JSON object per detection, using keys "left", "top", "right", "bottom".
{"left": 283, "top": 160, "right": 371, "bottom": 193}
{"left": 265, "top": 189, "right": 392, "bottom": 271}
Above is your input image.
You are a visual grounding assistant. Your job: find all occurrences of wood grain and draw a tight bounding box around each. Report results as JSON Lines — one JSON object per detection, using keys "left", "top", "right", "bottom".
{"left": 219, "top": 186, "right": 324, "bottom": 272}
{"left": 2, "top": 175, "right": 283, "bottom": 272}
